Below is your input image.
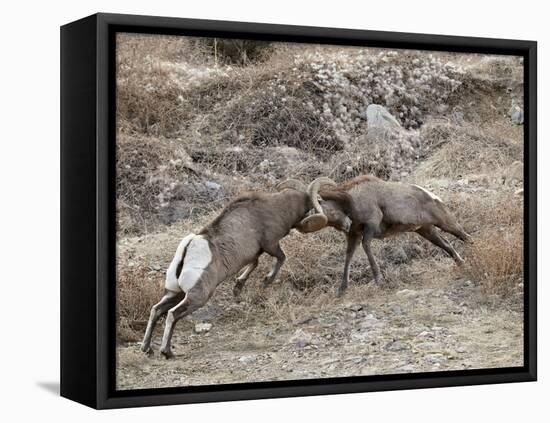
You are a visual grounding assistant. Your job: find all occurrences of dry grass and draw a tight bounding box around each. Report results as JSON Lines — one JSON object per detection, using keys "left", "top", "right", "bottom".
{"left": 415, "top": 121, "right": 523, "bottom": 179}
{"left": 462, "top": 228, "right": 523, "bottom": 298}
{"left": 117, "top": 264, "right": 163, "bottom": 342}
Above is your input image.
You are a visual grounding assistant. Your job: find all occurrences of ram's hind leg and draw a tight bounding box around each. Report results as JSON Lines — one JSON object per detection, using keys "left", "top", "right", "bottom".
{"left": 159, "top": 289, "right": 209, "bottom": 359}
{"left": 361, "top": 210, "right": 384, "bottom": 285}
{"left": 432, "top": 205, "right": 472, "bottom": 242}
{"left": 416, "top": 225, "right": 464, "bottom": 265}
{"left": 337, "top": 231, "right": 361, "bottom": 297}
{"left": 234, "top": 257, "right": 260, "bottom": 299}
{"left": 362, "top": 234, "right": 383, "bottom": 285}
{"left": 262, "top": 244, "right": 286, "bottom": 287}
{"left": 141, "top": 290, "right": 184, "bottom": 354}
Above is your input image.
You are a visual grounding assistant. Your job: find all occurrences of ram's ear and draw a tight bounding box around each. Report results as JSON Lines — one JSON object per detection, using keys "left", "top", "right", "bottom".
{"left": 295, "top": 213, "right": 328, "bottom": 233}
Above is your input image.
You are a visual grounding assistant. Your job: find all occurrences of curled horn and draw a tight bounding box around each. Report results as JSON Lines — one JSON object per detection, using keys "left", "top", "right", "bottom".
{"left": 276, "top": 179, "right": 307, "bottom": 192}
{"left": 307, "top": 177, "right": 337, "bottom": 215}
{"left": 296, "top": 177, "right": 337, "bottom": 233}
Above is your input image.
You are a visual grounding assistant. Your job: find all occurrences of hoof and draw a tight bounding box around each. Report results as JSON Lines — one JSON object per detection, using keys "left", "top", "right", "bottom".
{"left": 336, "top": 287, "right": 347, "bottom": 297}
{"left": 233, "top": 288, "right": 243, "bottom": 300}
{"left": 140, "top": 343, "right": 152, "bottom": 354}
{"left": 160, "top": 349, "right": 174, "bottom": 359}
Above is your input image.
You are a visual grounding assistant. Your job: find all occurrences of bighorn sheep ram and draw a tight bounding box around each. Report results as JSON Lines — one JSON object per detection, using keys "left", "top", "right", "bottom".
{"left": 141, "top": 177, "right": 334, "bottom": 358}
{"left": 312, "top": 175, "right": 471, "bottom": 296}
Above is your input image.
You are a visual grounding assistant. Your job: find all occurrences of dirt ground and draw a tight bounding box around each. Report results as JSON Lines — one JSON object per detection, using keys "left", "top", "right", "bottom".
{"left": 116, "top": 264, "right": 523, "bottom": 390}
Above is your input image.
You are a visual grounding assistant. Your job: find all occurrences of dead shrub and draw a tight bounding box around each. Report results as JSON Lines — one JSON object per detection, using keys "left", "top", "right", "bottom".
{"left": 203, "top": 38, "right": 274, "bottom": 65}
{"left": 117, "top": 50, "right": 188, "bottom": 135}
{"left": 209, "top": 72, "right": 344, "bottom": 154}
{"left": 329, "top": 129, "right": 423, "bottom": 181}
{"left": 415, "top": 122, "right": 522, "bottom": 179}
{"left": 462, "top": 228, "right": 523, "bottom": 298}
{"left": 445, "top": 191, "right": 523, "bottom": 236}
{"left": 116, "top": 265, "right": 163, "bottom": 342}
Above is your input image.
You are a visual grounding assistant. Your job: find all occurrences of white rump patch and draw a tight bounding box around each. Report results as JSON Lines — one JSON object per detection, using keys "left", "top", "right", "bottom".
{"left": 413, "top": 185, "right": 442, "bottom": 202}
{"left": 164, "top": 234, "right": 212, "bottom": 293}
{"left": 178, "top": 235, "right": 212, "bottom": 292}
{"left": 165, "top": 233, "right": 196, "bottom": 292}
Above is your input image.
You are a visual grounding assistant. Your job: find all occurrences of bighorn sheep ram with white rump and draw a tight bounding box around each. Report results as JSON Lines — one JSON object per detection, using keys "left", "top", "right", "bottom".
{"left": 141, "top": 177, "right": 335, "bottom": 358}
{"left": 312, "top": 175, "right": 472, "bottom": 296}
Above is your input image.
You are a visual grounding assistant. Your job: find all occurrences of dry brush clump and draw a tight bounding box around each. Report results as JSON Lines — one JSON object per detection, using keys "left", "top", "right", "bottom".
{"left": 117, "top": 264, "right": 163, "bottom": 342}
{"left": 450, "top": 191, "right": 524, "bottom": 301}
{"left": 462, "top": 228, "right": 523, "bottom": 299}
{"left": 202, "top": 38, "right": 274, "bottom": 65}
{"left": 328, "top": 129, "right": 423, "bottom": 181}
{"left": 117, "top": 39, "right": 189, "bottom": 135}
{"left": 415, "top": 121, "right": 523, "bottom": 180}
{"left": 117, "top": 33, "right": 239, "bottom": 136}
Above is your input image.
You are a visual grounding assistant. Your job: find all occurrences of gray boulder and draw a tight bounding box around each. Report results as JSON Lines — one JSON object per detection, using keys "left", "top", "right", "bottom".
{"left": 509, "top": 102, "right": 524, "bottom": 125}
{"left": 366, "top": 104, "right": 402, "bottom": 139}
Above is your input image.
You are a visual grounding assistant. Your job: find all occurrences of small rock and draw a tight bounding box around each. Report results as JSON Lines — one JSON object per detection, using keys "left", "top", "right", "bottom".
{"left": 426, "top": 353, "right": 447, "bottom": 364}
{"left": 193, "top": 322, "right": 212, "bottom": 334}
{"left": 390, "top": 305, "right": 404, "bottom": 315}
{"left": 509, "top": 103, "right": 524, "bottom": 125}
{"left": 515, "top": 188, "right": 524, "bottom": 196}
{"left": 415, "top": 341, "right": 439, "bottom": 351}
{"left": 469, "top": 174, "right": 490, "bottom": 186}
{"left": 289, "top": 328, "right": 313, "bottom": 348}
{"left": 204, "top": 180, "right": 222, "bottom": 190}
{"left": 367, "top": 104, "right": 402, "bottom": 129}
{"left": 396, "top": 289, "right": 418, "bottom": 298}
{"left": 435, "top": 179, "right": 451, "bottom": 188}
{"left": 396, "top": 364, "right": 416, "bottom": 373}
{"left": 238, "top": 355, "right": 256, "bottom": 364}
{"left": 382, "top": 245, "right": 408, "bottom": 264}
{"left": 464, "top": 280, "right": 473, "bottom": 287}
{"left": 387, "top": 341, "right": 408, "bottom": 352}
{"left": 366, "top": 104, "right": 402, "bottom": 140}
{"left": 506, "top": 161, "right": 524, "bottom": 183}
{"left": 456, "top": 346, "right": 467, "bottom": 353}
{"left": 348, "top": 304, "right": 364, "bottom": 312}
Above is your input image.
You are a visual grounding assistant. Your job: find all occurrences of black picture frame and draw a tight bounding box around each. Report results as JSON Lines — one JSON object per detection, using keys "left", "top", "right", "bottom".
{"left": 60, "top": 12, "right": 537, "bottom": 409}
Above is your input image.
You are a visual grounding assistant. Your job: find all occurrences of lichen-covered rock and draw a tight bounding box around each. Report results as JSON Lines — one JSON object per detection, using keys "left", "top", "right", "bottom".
{"left": 367, "top": 104, "right": 402, "bottom": 131}
{"left": 509, "top": 102, "right": 524, "bottom": 125}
